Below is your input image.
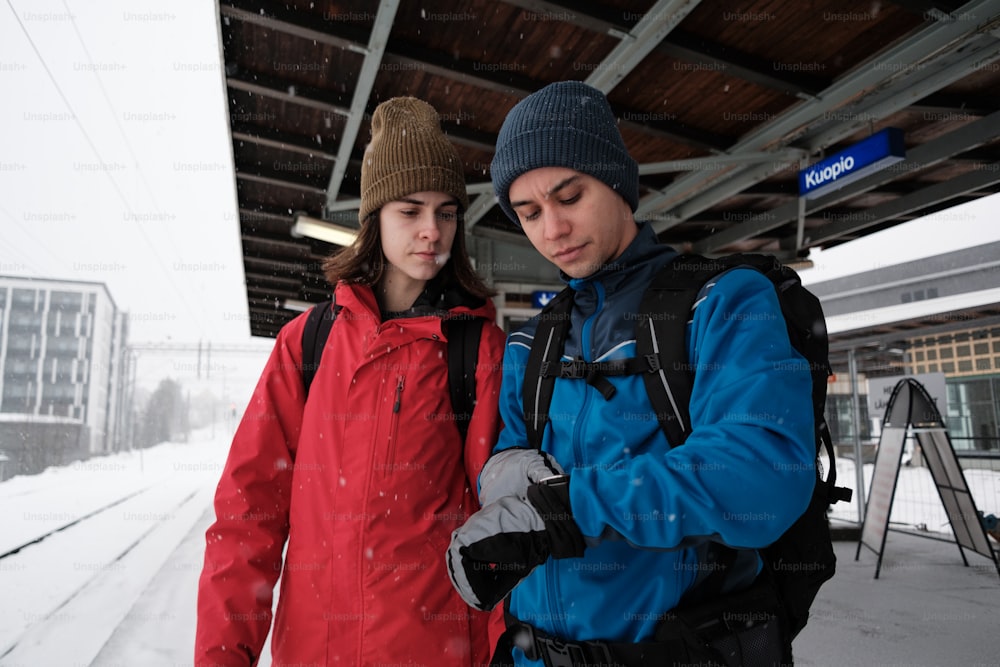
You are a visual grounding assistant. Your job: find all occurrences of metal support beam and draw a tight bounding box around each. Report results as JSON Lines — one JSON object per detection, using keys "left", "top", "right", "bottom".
{"left": 220, "top": 1, "right": 367, "bottom": 51}
{"left": 695, "top": 108, "right": 1000, "bottom": 252}
{"left": 638, "top": 0, "right": 1000, "bottom": 226}
{"left": 499, "top": 0, "right": 629, "bottom": 36}
{"left": 236, "top": 172, "right": 327, "bottom": 195}
{"left": 585, "top": 0, "right": 702, "bottom": 93}
{"left": 796, "top": 157, "right": 808, "bottom": 252}
{"left": 653, "top": 25, "right": 1000, "bottom": 236}
{"left": 226, "top": 75, "right": 351, "bottom": 118}
{"left": 322, "top": 182, "right": 497, "bottom": 223}
{"left": 325, "top": 0, "right": 401, "bottom": 212}
{"left": 847, "top": 348, "right": 867, "bottom": 524}
{"left": 224, "top": 1, "right": 723, "bottom": 153}
{"left": 802, "top": 35, "right": 1000, "bottom": 154}
{"left": 470, "top": 224, "right": 534, "bottom": 249}
{"left": 638, "top": 150, "right": 807, "bottom": 175}
{"left": 231, "top": 129, "right": 337, "bottom": 162}
{"left": 465, "top": 193, "right": 497, "bottom": 232}
{"left": 659, "top": 30, "right": 825, "bottom": 100}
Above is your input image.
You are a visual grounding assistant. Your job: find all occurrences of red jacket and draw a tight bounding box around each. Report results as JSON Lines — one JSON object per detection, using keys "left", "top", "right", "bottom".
{"left": 195, "top": 283, "right": 506, "bottom": 667}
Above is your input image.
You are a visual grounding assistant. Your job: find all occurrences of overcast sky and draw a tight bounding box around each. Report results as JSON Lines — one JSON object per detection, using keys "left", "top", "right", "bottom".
{"left": 2, "top": 0, "right": 999, "bottom": 348}
{"left": 2, "top": 0, "right": 249, "bottom": 345}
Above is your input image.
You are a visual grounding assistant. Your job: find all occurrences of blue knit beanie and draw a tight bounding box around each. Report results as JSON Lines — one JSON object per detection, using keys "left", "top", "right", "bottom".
{"left": 490, "top": 81, "right": 639, "bottom": 225}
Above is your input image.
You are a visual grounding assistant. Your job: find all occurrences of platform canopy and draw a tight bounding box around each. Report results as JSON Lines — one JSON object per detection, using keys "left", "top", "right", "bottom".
{"left": 216, "top": 0, "right": 1000, "bottom": 337}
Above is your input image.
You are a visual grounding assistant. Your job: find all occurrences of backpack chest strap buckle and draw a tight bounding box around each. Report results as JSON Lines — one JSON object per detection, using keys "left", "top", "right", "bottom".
{"left": 643, "top": 353, "right": 661, "bottom": 372}
{"left": 560, "top": 359, "right": 587, "bottom": 379}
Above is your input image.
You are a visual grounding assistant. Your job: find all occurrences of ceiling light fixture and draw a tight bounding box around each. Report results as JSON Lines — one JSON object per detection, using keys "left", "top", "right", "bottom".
{"left": 291, "top": 213, "right": 359, "bottom": 247}
{"left": 281, "top": 298, "right": 313, "bottom": 313}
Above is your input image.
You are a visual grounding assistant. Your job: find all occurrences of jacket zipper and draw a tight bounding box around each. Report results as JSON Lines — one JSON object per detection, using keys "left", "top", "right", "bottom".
{"left": 393, "top": 375, "right": 404, "bottom": 413}
{"left": 573, "top": 282, "right": 603, "bottom": 465}
{"left": 385, "top": 375, "right": 404, "bottom": 470}
{"left": 546, "top": 559, "right": 569, "bottom": 638}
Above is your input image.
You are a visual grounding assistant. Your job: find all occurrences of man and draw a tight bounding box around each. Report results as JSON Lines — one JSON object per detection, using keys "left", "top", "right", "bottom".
{"left": 446, "top": 80, "right": 816, "bottom": 666}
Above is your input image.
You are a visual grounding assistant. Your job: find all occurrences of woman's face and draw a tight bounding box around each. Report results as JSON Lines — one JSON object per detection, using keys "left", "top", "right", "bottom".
{"left": 378, "top": 190, "right": 459, "bottom": 290}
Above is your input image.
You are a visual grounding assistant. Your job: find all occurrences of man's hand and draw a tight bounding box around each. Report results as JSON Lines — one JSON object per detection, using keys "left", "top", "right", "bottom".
{"left": 478, "top": 448, "right": 565, "bottom": 507}
{"left": 447, "top": 476, "right": 584, "bottom": 611}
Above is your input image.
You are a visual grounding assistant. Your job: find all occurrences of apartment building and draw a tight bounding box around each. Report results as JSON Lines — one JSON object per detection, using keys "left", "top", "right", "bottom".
{"left": 0, "top": 276, "right": 129, "bottom": 479}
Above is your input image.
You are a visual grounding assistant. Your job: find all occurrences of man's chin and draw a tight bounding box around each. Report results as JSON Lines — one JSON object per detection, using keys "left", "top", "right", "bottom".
{"left": 555, "top": 261, "right": 598, "bottom": 280}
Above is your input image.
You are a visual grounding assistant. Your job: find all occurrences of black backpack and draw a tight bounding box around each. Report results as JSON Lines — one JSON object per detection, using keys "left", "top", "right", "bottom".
{"left": 523, "top": 253, "right": 852, "bottom": 640}
{"left": 300, "top": 299, "right": 484, "bottom": 442}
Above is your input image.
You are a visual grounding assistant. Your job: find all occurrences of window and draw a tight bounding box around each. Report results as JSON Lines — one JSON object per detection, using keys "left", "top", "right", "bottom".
{"left": 927, "top": 288, "right": 938, "bottom": 298}
{"left": 976, "top": 358, "right": 991, "bottom": 371}
{"left": 825, "top": 394, "right": 871, "bottom": 444}
{"left": 956, "top": 345, "right": 970, "bottom": 357}
{"left": 927, "top": 349, "right": 937, "bottom": 361}
{"left": 915, "top": 351, "right": 925, "bottom": 361}
{"left": 946, "top": 378, "right": 999, "bottom": 452}
{"left": 974, "top": 342, "right": 989, "bottom": 355}
{"left": 958, "top": 360, "right": 973, "bottom": 372}
{"left": 929, "top": 363, "right": 938, "bottom": 372}
{"left": 50, "top": 291, "right": 82, "bottom": 310}
{"left": 940, "top": 348, "right": 954, "bottom": 359}
{"left": 942, "top": 362, "right": 955, "bottom": 373}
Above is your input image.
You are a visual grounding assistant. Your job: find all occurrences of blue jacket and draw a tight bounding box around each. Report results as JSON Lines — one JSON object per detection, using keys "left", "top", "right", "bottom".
{"left": 491, "top": 222, "right": 815, "bottom": 662}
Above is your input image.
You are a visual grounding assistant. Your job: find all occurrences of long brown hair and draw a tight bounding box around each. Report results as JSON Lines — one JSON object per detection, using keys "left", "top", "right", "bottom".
{"left": 322, "top": 209, "right": 495, "bottom": 300}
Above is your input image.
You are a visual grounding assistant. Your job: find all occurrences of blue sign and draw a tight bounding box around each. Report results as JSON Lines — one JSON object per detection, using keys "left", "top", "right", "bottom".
{"left": 799, "top": 128, "right": 905, "bottom": 199}
{"left": 531, "top": 290, "right": 560, "bottom": 308}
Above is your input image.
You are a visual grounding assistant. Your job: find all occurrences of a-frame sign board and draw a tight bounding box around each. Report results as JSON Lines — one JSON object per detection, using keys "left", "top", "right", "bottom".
{"left": 856, "top": 377, "right": 1000, "bottom": 580}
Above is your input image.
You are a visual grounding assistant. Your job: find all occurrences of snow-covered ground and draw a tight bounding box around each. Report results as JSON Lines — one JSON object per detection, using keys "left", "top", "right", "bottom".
{"left": 1, "top": 429, "right": 998, "bottom": 667}
{"left": 830, "top": 456, "right": 1000, "bottom": 535}
{"left": 0, "top": 426, "right": 231, "bottom": 667}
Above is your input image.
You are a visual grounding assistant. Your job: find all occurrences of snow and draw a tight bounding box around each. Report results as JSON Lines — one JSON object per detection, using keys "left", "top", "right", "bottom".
{"left": 0, "top": 427, "right": 232, "bottom": 667}
{"left": 1, "top": 428, "right": 998, "bottom": 667}
{"left": 796, "top": 532, "right": 1000, "bottom": 666}
{"left": 831, "top": 457, "right": 1000, "bottom": 534}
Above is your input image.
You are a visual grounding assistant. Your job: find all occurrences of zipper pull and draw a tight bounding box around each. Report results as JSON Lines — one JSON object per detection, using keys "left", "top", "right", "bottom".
{"left": 393, "top": 376, "right": 404, "bottom": 413}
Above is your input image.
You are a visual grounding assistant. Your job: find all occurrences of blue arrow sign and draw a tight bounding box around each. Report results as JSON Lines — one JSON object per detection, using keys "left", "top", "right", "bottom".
{"left": 531, "top": 290, "right": 560, "bottom": 308}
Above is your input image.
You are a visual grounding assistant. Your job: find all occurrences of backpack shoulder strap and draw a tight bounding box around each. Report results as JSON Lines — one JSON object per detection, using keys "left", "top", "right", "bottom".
{"left": 523, "top": 288, "right": 575, "bottom": 449}
{"left": 446, "top": 316, "right": 484, "bottom": 443}
{"left": 300, "top": 298, "right": 340, "bottom": 396}
{"left": 639, "top": 253, "right": 851, "bottom": 500}
{"left": 637, "top": 253, "right": 751, "bottom": 447}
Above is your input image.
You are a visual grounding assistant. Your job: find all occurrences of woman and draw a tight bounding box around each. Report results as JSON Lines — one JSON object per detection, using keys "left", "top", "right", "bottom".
{"left": 195, "top": 97, "right": 505, "bottom": 667}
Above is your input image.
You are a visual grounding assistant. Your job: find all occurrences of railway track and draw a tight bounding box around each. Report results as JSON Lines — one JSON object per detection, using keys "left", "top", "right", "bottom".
{"left": 0, "top": 438, "right": 229, "bottom": 666}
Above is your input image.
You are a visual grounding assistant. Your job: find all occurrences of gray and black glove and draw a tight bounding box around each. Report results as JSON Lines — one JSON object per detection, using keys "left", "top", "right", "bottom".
{"left": 446, "top": 475, "right": 585, "bottom": 611}
{"left": 478, "top": 447, "right": 565, "bottom": 507}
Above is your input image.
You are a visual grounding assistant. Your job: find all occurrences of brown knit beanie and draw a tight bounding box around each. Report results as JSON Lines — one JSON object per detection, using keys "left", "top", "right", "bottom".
{"left": 359, "top": 97, "right": 469, "bottom": 222}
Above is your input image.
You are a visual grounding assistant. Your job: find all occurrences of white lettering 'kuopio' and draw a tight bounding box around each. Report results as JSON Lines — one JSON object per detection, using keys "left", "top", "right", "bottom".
{"left": 803, "top": 155, "right": 856, "bottom": 189}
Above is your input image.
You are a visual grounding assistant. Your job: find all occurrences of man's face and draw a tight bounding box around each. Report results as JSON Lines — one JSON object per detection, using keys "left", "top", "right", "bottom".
{"left": 508, "top": 167, "right": 637, "bottom": 279}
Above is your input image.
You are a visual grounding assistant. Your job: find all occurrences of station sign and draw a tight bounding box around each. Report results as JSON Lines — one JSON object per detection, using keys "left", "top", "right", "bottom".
{"left": 799, "top": 128, "right": 905, "bottom": 199}
{"left": 531, "top": 290, "right": 560, "bottom": 308}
